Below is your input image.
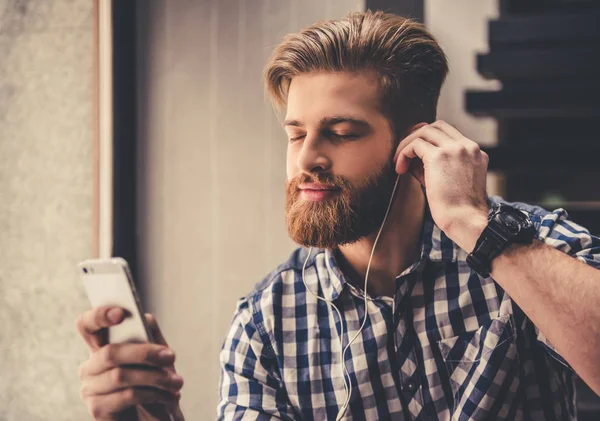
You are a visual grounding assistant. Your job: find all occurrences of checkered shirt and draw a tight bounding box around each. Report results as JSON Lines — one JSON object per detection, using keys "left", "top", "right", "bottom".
{"left": 217, "top": 196, "right": 600, "bottom": 420}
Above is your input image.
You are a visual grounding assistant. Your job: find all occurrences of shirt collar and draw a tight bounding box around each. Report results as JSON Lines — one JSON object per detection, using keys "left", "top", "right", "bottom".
{"left": 313, "top": 203, "right": 467, "bottom": 301}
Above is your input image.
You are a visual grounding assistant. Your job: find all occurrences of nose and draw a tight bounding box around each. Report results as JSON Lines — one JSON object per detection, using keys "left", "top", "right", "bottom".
{"left": 296, "top": 134, "right": 331, "bottom": 174}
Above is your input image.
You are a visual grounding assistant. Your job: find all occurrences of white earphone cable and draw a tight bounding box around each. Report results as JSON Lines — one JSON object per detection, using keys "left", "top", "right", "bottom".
{"left": 302, "top": 173, "right": 401, "bottom": 420}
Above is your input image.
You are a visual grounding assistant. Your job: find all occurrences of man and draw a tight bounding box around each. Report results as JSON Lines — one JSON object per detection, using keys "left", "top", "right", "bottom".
{"left": 76, "top": 11, "right": 600, "bottom": 421}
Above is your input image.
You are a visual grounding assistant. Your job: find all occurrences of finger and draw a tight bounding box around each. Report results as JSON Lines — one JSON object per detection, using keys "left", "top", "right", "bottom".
{"left": 413, "top": 125, "right": 454, "bottom": 147}
{"left": 81, "top": 365, "right": 183, "bottom": 396}
{"left": 431, "top": 120, "right": 464, "bottom": 140}
{"left": 138, "top": 402, "right": 186, "bottom": 421}
{"left": 144, "top": 313, "right": 167, "bottom": 346}
{"left": 394, "top": 129, "right": 422, "bottom": 163}
{"left": 144, "top": 313, "right": 179, "bottom": 374}
{"left": 85, "top": 386, "right": 180, "bottom": 419}
{"left": 431, "top": 120, "right": 485, "bottom": 155}
{"left": 76, "top": 306, "right": 127, "bottom": 351}
{"left": 81, "top": 343, "right": 175, "bottom": 377}
{"left": 394, "top": 122, "right": 427, "bottom": 163}
{"left": 395, "top": 138, "right": 437, "bottom": 175}
{"left": 170, "top": 403, "right": 186, "bottom": 421}
{"left": 137, "top": 404, "right": 185, "bottom": 421}
{"left": 394, "top": 124, "right": 450, "bottom": 164}
{"left": 401, "top": 121, "right": 428, "bottom": 138}
{"left": 408, "top": 159, "right": 425, "bottom": 186}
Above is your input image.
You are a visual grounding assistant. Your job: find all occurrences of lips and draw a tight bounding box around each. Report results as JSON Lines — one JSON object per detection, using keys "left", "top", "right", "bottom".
{"left": 297, "top": 183, "right": 341, "bottom": 202}
{"left": 298, "top": 183, "right": 340, "bottom": 191}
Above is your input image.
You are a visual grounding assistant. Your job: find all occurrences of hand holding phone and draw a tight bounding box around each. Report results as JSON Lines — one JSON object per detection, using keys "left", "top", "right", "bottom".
{"left": 79, "top": 257, "right": 154, "bottom": 344}
{"left": 76, "top": 258, "right": 185, "bottom": 421}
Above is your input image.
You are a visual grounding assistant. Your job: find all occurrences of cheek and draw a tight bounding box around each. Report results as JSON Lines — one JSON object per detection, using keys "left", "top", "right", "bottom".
{"left": 336, "top": 144, "right": 384, "bottom": 176}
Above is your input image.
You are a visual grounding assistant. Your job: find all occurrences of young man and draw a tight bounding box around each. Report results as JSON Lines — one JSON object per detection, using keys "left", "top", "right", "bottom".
{"left": 217, "top": 11, "right": 600, "bottom": 421}
{"left": 76, "top": 11, "right": 600, "bottom": 421}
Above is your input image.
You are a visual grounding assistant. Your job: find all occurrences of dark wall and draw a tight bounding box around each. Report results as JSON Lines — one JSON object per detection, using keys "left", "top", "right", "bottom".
{"left": 366, "top": 0, "right": 423, "bottom": 21}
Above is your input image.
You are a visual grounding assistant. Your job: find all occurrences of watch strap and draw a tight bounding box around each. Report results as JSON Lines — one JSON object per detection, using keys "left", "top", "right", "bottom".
{"left": 466, "top": 221, "right": 508, "bottom": 277}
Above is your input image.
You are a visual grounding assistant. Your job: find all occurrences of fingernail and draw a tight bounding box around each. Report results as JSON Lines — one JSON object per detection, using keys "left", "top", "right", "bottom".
{"left": 107, "top": 308, "right": 123, "bottom": 323}
{"left": 158, "top": 348, "right": 174, "bottom": 360}
{"left": 170, "top": 373, "right": 183, "bottom": 384}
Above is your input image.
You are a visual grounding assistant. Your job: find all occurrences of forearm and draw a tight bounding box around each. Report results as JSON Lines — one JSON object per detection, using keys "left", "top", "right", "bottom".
{"left": 392, "top": 119, "right": 600, "bottom": 392}
{"left": 490, "top": 239, "right": 600, "bottom": 393}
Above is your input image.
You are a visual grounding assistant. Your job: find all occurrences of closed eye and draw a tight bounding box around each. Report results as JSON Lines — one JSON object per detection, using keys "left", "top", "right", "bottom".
{"left": 328, "top": 132, "right": 360, "bottom": 141}
{"left": 289, "top": 134, "right": 306, "bottom": 143}
{"left": 288, "top": 133, "right": 360, "bottom": 143}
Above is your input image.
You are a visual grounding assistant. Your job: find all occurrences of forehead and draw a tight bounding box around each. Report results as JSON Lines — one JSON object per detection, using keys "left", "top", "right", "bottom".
{"left": 285, "top": 71, "right": 385, "bottom": 123}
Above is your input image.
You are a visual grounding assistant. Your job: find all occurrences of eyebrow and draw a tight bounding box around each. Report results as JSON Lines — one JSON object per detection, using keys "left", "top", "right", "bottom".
{"left": 283, "top": 116, "right": 371, "bottom": 129}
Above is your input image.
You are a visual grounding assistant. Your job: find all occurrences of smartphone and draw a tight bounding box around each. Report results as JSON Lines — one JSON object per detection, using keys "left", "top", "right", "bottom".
{"left": 78, "top": 257, "right": 155, "bottom": 344}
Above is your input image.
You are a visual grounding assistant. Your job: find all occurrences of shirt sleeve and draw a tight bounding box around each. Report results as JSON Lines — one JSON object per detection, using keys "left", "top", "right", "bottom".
{"left": 530, "top": 207, "right": 600, "bottom": 368}
{"left": 216, "top": 297, "right": 294, "bottom": 421}
{"left": 535, "top": 207, "right": 600, "bottom": 269}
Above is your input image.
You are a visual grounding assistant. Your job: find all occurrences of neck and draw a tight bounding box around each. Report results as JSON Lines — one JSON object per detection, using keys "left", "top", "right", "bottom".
{"left": 335, "top": 175, "right": 425, "bottom": 298}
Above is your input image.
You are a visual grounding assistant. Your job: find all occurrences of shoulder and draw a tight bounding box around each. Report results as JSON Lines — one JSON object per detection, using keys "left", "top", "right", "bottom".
{"left": 227, "top": 247, "right": 322, "bottom": 345}
{"left": 235, "top": 246, "right": 319, "bottom": 315}
{"left": 246, "top": 246, "right": 310, "bottom": 297}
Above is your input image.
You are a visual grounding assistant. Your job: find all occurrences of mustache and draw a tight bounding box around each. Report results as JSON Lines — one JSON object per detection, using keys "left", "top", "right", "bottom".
{"left": 288, "top": 172, "right": 350, "bottom": 190}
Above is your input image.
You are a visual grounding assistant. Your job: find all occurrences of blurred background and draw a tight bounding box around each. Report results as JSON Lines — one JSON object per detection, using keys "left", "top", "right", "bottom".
{"left": 1, "top": 0, "right": 598, "bottom": 419}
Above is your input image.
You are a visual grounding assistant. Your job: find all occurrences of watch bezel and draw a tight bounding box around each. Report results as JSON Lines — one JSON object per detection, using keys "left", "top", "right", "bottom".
{"left": 467, "top": 204, "right": 536, "bottom": 277}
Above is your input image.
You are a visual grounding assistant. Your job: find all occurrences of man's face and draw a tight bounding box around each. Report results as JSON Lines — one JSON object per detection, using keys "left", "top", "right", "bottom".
{"left": 284, "top": 71, "right": 399, "bottom": 249}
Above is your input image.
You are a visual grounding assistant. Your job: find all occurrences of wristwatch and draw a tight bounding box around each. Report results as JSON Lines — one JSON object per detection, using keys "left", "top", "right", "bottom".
{"left": 466, "top": 204, "right": 536, "bottom": 277}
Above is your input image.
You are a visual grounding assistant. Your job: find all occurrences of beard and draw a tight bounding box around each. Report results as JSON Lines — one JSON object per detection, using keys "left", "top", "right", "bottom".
{"left": 285, "top": 159, "right": 398, "bottom": 249}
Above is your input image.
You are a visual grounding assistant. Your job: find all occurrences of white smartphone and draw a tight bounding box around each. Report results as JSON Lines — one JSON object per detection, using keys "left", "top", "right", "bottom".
{"left": 78, "top": 257, "right": 155, "bottom": 344}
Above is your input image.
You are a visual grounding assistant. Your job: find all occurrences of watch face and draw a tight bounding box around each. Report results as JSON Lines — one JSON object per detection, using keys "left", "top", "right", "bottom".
{"left": 497, "top": 211, "right": 522, "bottom": 234}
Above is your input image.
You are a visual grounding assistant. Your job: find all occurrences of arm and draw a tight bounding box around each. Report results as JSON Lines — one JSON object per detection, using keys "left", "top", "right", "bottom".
{"left": 450, "top": 206, "right": 600, "bottom": 394}
{"left": 394, "top": 120, "right": 600, "bottom": 395}
{"left": 217, "top": 299, "right": 294, "bottom": 421}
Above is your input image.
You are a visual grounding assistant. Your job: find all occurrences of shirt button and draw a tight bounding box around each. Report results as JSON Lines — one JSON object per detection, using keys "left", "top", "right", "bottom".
{"left": 404, "top": 379, "right": 418, "bottom": 393}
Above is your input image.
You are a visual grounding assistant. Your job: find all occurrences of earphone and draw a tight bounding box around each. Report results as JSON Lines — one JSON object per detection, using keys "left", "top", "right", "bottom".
{"left": 302, "top": 173, "right": 401, "bottom": 420}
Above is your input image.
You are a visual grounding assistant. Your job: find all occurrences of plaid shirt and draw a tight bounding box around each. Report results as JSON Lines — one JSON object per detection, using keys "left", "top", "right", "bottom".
{"left": 217, "top": 196, "right": 600, "bottom": 420}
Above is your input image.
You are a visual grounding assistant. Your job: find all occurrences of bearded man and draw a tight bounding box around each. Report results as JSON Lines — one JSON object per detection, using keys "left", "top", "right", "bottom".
{"left": 217, "top": 11, "right": 600, "bottom": 421}
{"left": 76, "top": 10, "right": 600, "bottom": 421}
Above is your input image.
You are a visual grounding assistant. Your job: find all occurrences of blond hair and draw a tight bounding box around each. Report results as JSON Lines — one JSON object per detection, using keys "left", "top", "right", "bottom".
{"left": 264, "top": 10, "right": 448, "bottom": 138}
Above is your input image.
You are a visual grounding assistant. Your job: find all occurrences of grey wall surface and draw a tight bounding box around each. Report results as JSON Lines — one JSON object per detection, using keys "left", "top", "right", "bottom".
{"left": 136, "top": 0, "right": 362, "bottom": 419}
{"left": 0, "top": 0, "right": 93, "bottom": 419}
